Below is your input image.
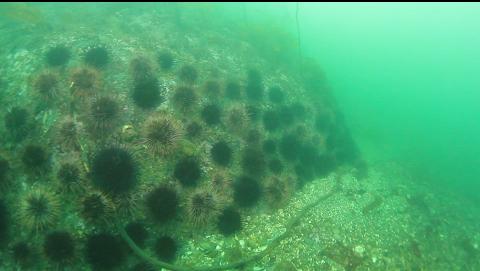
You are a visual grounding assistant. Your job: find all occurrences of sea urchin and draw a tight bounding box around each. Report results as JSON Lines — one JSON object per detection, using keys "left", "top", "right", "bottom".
{"left": 173, "top": 157, "right": 201, "bottom": 187}
{"left": 154, "top": 236, "right": 177, "bottom": 263}
{"left": 45, "top": 45, "right": 71, "bottom": 67}
{"left": 217, "top": 207, "right": 242, "bottom": 236}
{"left": 0, "top": 199, "right": 8, "bottom": 243}
{"left": 132, "top": 77, "right": 163, "bottom": 109}
{"left": 90, "top": 147, "right": 138, "bottom": 195}
{"left": 233, "top": 176, "right": 262, "bottom": 208}
{"left": 210, "top": 141, "right": 232, "bottom": 167}
{"left": 18, "top": 189, "right": 60, "bottom": 232}
{"left": 88, "top": 96, "right": 120, "bottom": 133}
{"left": 84, "top": 46, "right": 109, "bottom": 69}
{"left": 85, "top": 233, "right": 126, "bottom": 270}
{"left": 21, "top": 144, "right": 49, "bottom": 170}
{"left": 186, "top": 189, "right": 220, "bottom": 225}
{"left": 146, "top": 186, "right": 178, "bottom": 224}
{"left": 142, "top": 115, "right": 182, "bottom": 156}
{"left": 43, "top": 231, "right": 75, "bottom": 264}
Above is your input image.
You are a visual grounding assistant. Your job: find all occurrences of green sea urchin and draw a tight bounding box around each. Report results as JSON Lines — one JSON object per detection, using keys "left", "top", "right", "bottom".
{"left": 43, "top": 231, "right": 75, "bottom": 264}
{"left": 146, "top": 186, "right": 178, "bottom": 224}
{"left": 241, "top": 147, "right": 267, "bottom": 177}
{"left": 172, "top": 86, "right": 197, "bottom": 111}
{"left": 0, "top": 199, "right": 8, "bottom": 243}
{"left": 245, "top": 69, "right": 263, "bottom": 102}
{"left": 85, "top": 233, "right": 126, "bottom": 270}
{"left": 154, "top": 235, "right": 177, "bottom": 263}
{"left": 225, "top": 106, "right": 249, "bottom": 135}
{"left": 70, "top": 67, "right": 100, "bottom": 97}
{"left": 18, "top": 189, "right": 60, "bottom": 232}
{"left": 11, "top": 241, "right": 33, "bottom": 267}
{"left": 268, "top": 86, "right": 285, "bottom": 104}
{"left": 142, "top": 115, "right": 182, "bottom": 156}
{"left": 174, "top": 157, "right": 201, "bottom": 187}
{"left": 217, "top": 206, "right": 242, "bottom": 236}
{"left": 203, "top": 80, "right": 221, "bottom": 97}
{"left": 130, "top": 55, "right": 155, "bottom": 81}
{"left": 84, "top": 46, "right": 109, "bottom": 69}
{"left": 55, "top": 117, "right": 83, "bottom": 151}
{"left": 0, "top": 157, "right": 10, "bottom": 190}
{"left": 178, "top": 64, "right": 198, "bottom": 84}
{"left": 46, "top": 45, "right": 71, "bottom": 67}
{"left": 264, "top": 176, "right": 294, "bottom": 209}
{"left": 132, "top": 77, "right": 163, "bottom": 109}
{"left": 186, "top": 189, "right": 220, "bottom": 225}
{"left": 88, "top": 96, "right": 121, "bottom": 134}
{"left": 21, "top": 144, "right": 49, "bottom": 170}
{"left": 125, "top": 221, "right": 148, "bottom": 248}
{"left": 4, "top": 106, "right": 30, "bottom": 141}
{"left": 210, "top": 141, "right": 232, "bottom": 167}
{"left": 201, "top": 104, "right": 222, "bottom": 126}
{"left": 225, "top": 80, "right": 242, "bottom": 100}
{"left": 33, "top": 71, "right": 59, "bottom": 99}
{"left": 80, "top": 192, "right": 115, "bottom": 225}
{"left": 158, "top": 50, "right": 174, "bottom": 71}
{"left": 233, "top": 176, "right": 262, "bottom": 208}
{"left": 56, "top": 162, "right": 82, "bottom": 191}
{"left": 91, "top": 147, "right": 138, "bottom": 195}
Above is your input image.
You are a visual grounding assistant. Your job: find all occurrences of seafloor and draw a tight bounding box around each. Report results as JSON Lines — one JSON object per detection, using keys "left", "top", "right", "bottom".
{"left": 0, "top": 4, "right": 479, "bottom": 271}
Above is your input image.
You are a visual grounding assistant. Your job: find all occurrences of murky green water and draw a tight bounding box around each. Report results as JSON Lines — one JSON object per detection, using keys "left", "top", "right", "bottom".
{"left": 0, "top": 3, "right": 478, "bottom": 271}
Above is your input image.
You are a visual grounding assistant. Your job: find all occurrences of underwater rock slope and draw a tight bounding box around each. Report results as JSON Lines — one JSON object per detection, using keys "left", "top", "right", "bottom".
{"left": 0, "top": 5, "right": 363, "bottom": 270}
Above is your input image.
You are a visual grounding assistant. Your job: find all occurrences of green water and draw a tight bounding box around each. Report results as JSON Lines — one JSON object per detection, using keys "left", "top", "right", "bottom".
{"left": 298, "top": 3, "right": 480, "bottom": 200}
{"left": 0, "top": 3, "right": 479, "bottom": 271}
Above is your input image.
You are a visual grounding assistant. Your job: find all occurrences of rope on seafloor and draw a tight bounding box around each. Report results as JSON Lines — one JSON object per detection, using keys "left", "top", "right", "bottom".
{"left": 120, "top": 183, "right": 340, "bottom": 271}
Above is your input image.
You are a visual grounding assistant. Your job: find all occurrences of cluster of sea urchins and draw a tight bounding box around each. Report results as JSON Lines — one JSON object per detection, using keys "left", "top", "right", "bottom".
{"left": 0, "top": 22, "right": 362, "bottom": 269}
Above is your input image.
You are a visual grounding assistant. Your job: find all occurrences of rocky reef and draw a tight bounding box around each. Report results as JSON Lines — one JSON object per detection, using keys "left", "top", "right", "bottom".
{"left": 0, "top": 3, "right": 363, "bottom": 270}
